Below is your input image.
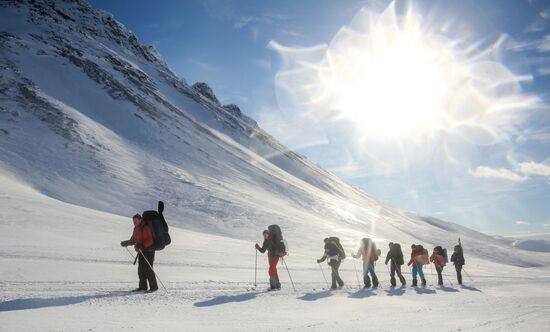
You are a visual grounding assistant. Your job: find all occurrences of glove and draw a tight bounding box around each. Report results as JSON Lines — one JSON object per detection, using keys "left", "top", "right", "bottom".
{"left": 135, "top": 243, "right": 145, "bottom": 251}
{"left": 317, "top": 259, "right": 322, "bottom": 264}
{"left": 255, "top": 243, "right": 261, "bottom": 250}
{"left": 158, "top": 201, "right": 164, "bottom": 214}
{"left": 120, "top": 240, "right": 129, "bottom": 247}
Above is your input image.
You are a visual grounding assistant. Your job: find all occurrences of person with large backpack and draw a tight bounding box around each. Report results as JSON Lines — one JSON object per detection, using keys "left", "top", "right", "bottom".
{"left": 407, "top": 244, "right": 427, "bottom": 287}
{"left": 430, "top": 246, "right": 447, "bottom": 286}
{"left": 120, "top": 213, "right": 158, "bottom": 292}
{"left": 385, "top": 242, "right": 406, "bottom": 287}
{"left": 351, "top": 238, "right": 379, "bottom": 288}
{"left": 450, "top": 241, "right": 465, "bottom": 285}
{"left": 317, "top": 237, "right": 345, "bottom": 290}
{"left": 255, "top": 225, "right": 286, "bottom": 290}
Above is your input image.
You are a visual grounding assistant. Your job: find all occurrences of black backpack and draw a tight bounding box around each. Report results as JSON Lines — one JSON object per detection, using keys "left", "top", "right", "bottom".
{"left": 142, "top": 201, "right": 171, "bottom": 251}
{"left": 328, "top": 237, "right": 346, "bottom": 260}
{"left": 268, "top": 224, "right": 286, "bottom": 254}
{"left": 393, "top": 243, "right": 405, "bottom": 265}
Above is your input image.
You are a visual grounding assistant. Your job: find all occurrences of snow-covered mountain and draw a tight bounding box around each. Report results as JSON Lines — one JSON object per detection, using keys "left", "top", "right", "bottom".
{"left": 0, "top": 0, "right": 548, "bottom": 268}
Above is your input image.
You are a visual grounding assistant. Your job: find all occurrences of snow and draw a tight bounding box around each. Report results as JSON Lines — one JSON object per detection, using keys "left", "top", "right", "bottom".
{"left": 1, "top": 0, "right": 550, "bottom": 330}
{"left": 1, "top": 175, "right": 550, "bottom": 331}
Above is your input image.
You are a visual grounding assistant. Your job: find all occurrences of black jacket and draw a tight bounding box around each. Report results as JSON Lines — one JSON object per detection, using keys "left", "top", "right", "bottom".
{"left": 258, "top": 237, "right": 282, "bottom": 258}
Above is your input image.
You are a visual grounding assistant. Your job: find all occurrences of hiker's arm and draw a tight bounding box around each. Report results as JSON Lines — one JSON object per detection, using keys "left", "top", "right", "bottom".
{"left": 351, "top": 248, "right": 361, "bottom": 259}
{"left": 257, "top": 239, "right": 268, "bottom": 253}
{"left": 317, "top": 252, "right": 327, "bottom": 263}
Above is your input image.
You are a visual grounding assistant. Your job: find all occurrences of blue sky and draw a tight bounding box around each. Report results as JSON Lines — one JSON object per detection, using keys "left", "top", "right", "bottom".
{"left": 88, "top": 0, "right": 550, "bottom": 235}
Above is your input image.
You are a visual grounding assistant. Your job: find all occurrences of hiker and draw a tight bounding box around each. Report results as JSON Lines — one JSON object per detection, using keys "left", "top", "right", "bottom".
{"left": 385, "top": 242, "right": 406, "bottom": 287}
{"left": 450, "top": 242, "right": 465, "bottom": 285}
{"left": 120, "top": 213, "right": 158, "bottom": 292}
{"left": 317, "top": 237, "right": 345, "bottom": 290}
{"left": 255, "top": 227, "right": 285, "bottom": 290}
{"left": 351, "top": 238, "right": 379, "bottom": 288}
{"left": 407, "top": 244, "right": 427, "bottom": 287}
{"left": 430, "top": 246, "right": 447, "bottom": 285}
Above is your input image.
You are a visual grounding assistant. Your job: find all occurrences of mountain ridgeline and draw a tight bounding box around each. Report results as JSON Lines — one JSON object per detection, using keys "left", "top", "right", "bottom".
{"left": 0, "top": 0, "right": 547, "bottom": 267}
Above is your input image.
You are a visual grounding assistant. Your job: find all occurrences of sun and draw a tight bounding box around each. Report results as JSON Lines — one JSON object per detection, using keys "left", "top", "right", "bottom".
{"left": 271, "top": 1, "right": 534, "bottom": 141}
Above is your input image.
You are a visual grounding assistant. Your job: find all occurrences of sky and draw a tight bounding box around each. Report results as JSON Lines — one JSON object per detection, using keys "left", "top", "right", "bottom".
{"left": 88, "top": 0, "right": 550, "bottom": 235}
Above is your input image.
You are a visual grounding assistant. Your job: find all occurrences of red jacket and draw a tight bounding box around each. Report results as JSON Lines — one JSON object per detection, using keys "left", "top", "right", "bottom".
{"left": 430, "top": 252, "right": 446, "bottom": 268}
{"left": 128, "top": 224, "right": 154, "bottom": 251}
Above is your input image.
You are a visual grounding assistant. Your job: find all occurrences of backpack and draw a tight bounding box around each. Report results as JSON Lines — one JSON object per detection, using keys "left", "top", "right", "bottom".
{"left": 268, "top": 224, "right": 286, "bottom": 256}
{"left": 393, "top": 243, "right": 405, "bottom": 265}
{"left": 328, "top": 237, "right": 346, "bottom": 260}
{"left": 142, "top": 201, "right": 171, "bottom": 251}
{"left": 442, "top": 248, "right": 449, "bottom": 263}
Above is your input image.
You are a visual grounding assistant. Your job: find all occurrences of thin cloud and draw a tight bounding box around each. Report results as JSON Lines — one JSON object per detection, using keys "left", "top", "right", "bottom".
{"left": 524, "top": 20, "right": 547, "bottom": 33}
{"left": 469, "top": 166, "right": 527, "bottom": 182}
{"left": 515, "top": 220, "right": 531, "bottom": 226}
{"left": 544, "top": 223, "right": 550, "bottom": 229}
{"left": 251, "top": 58, "right": 271, "bottom": 70}
{"left": 519, "top": 161, "right": 550, "bottom": 178}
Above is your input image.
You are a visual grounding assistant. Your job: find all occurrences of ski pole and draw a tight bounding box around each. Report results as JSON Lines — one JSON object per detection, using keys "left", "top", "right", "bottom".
{"left": 281, "top": 257, "right": 296, "bottom": 292}
{"left": 125, "top": 246, "right": 135, "bottom": 260}
{"left": 352, "top": 258, "right": 361, "bottom": 288}
{"left": 138, "top": 249, "right": 168, "bottom": 293}
{"left": 442, "top": 267, "right": 453, "bottom": 286}
{"left": 254, "top": 249, "right": 258, "bottom": 287}
{"left": 318, "top": 263, "right": 330, "bottom": 289}
{"left": 462, "top": 267, "right": 474, "bottom": 283}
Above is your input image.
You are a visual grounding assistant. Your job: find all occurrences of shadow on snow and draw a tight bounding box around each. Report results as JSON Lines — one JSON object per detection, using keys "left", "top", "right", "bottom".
{"left": 194, "top": 292, "right": 257, "bottom": 307}
{"left": 0, "top": 291, "right": 135, "bottom": 312}
{"left": 414, "top": 287, "right": 437, "bottom": 295}
{"left": 348, "top": 288, "right": 376, "bottom": 299}
{"left": 460, "top": 284, "right": 483, "bottom": 293}
{"left": 297, "top": 290, "right": 333, "bottom": 301}
{"left": 385, "top": 287, "right": 406, "bottom": 296}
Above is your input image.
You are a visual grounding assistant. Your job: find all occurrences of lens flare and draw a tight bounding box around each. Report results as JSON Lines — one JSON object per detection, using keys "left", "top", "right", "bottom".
{"left": 271, "top": 2, "right": 539, "bottom": 142}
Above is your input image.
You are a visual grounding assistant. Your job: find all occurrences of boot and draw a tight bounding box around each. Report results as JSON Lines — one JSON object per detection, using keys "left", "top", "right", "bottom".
{"left": 390, "top": 277, "right": 396, "bottom": 287}
{"left": 269, "top": 277, "right": 277, "bottom": 290}
{"left": 372, "top": 276, "right": 379, "bottom": 288}
{"left": 421, "top": 278, "right": 427, "bottom": 286}
{"left": 412, "top": 279, "right": 417, "bottom": 287}
{"left": 364, "top": 276, "right": 371, "bottom": 288}
{"left": 276, "top": 276, "right": 281, "bottom": 289}
{"left": 399, "top": 275, "right": 407, "bottom": 286}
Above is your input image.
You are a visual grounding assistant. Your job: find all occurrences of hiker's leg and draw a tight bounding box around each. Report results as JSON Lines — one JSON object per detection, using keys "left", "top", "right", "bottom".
{"left": 362, "top": 261, "right": 371, "bottom": 287}
{"left": 268, "top": 256, "right": 279, "bottom": 289}
{"left": 137, "top": 253, "right": 147, "bottom": 290}
{"left": 145, "top": 251, "right": 158, "bottom": 290}
{"left": 369, "top": 262, "right": 379, "bottom": 287}
{"left": 330, "top": 262, "right": 338, "bottom": 289}
{"left": 456, "top": 265, "right": 463, "bottom": 285}
{"left": 335, "top": 260, "right": 344, "bottom": 286}
{"left": 419, "top": 265, "right": 426, "bottom": 285}
{"left": 436, "top": 266, "right": 443, "bottom": 285}
{"left": 397, "top": 265, "right": 406, "bottom": 285}
{"left": 390, "top": 263, "right": 397, "bottom": 286}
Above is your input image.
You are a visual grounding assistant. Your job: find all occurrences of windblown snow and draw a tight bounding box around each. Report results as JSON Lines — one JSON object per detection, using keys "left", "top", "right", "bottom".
{"left": 1, "top": 1, "right": 549, "bottom": 331}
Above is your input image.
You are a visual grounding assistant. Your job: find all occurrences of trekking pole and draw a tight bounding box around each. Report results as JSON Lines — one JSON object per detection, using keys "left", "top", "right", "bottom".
{"left": 430, "top": 263, "right": 434, "bottom": 286}
{"left": 281, "top": 257, "right": 296, "bottom": 292}
{"left": 352, "top": 258, "right": 361, "bottom": 288}
{"left": 462, "top": 267, "right": 474, "bottom": 283}
{"left": 318, "top": 263, "right": 330, "bottom": 289}
{"left": 442, "top": 268, "right": 454, "bottom": 286}
{"left": 254, "top": 249, "right": 258, "bottom": 287}
{"left": 138, "top": 249, "right": 168, "bottom": 293}
{"left": 125, "top": 246, "right": 135, "bottom": 260}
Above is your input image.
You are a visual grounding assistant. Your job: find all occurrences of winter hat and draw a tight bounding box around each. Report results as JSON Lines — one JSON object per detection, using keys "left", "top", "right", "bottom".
{"left": 411, "top": 244, "right": 416, "bottom": 249}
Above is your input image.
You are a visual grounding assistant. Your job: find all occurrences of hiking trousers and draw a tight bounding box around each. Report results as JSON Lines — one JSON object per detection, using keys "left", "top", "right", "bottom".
{"left": 138, "top": 251, "right": 158, "bottom": 291}
{"left": 412, "top": 265, "right": 425, "bottom": 283}
{"left": 455, "top": 265, "right": 463, "bottom": 284}
{"left": 435, "top": 266, "right": 444, "bottom": 285}
{"left": 363, "top": 261, "right": 378, "bottom": 287}
{"left": 390, "top": 261, "right": 406, "bottom": 286}
{"left": 329, "top": 260, "right": 344, "bottom": 289}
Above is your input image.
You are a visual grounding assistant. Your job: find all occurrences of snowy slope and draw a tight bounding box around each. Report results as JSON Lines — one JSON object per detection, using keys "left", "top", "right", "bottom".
{"left": 1, "top": 174, "right": 550, "bottom": 331}
{"left": 1, "top": 0, "right": 548, "bottom": 270}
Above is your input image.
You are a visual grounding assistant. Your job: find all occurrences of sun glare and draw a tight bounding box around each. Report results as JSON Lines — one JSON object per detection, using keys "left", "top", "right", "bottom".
{"left": 272, "top": 2, "right": 537, "bottom": 141}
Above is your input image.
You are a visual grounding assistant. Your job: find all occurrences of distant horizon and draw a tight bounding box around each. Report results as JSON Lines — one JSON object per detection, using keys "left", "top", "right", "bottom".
{"left": 88, "top": 0, "right": 550, "bottom": 235}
